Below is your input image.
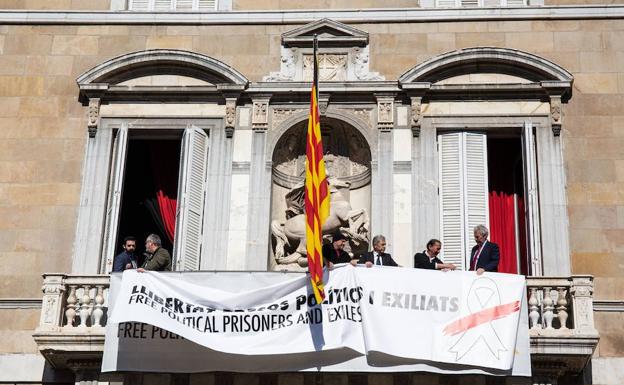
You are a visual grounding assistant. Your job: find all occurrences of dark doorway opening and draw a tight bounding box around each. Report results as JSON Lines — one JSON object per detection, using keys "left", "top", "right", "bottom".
{"left": 487, "top": 137, "right": 529, "bottom": 275}
{"left": 115, "top": 138, "right": 181, "bottom": 263}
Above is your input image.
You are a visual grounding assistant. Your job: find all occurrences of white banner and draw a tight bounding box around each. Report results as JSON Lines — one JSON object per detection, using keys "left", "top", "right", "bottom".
{"left": 103, "top": 266, "right": 530, "bottom": 376}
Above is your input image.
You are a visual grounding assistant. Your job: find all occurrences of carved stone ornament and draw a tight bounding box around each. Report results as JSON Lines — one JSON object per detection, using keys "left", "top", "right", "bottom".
{"left": 225, "top": 99, "right": 236, "bottom": 138}
{"left": 550, "top": 97, "right": 562, "bottom": 136}
{"left": 252, "top": 101, "right": 269, "bottom": 130}
{"left": 303, "top": 54, "right": 348, "bottom": 81}
{"left": 263, "top": 48, "right": 298, "bottom": 82}
{"left": 336, "top": 108, "right": 373, "bottom": 126}
{"left": 410, "top": 97, "right": 422, "bottom": 137}
{"left": 352, "top": 47, "right": 384, "bottom": 81}
{"left": 377, "top": 100, "right": 394, "bottom": 129}
{"left": 87, "top": 98, "right": 100, "bottom": 138}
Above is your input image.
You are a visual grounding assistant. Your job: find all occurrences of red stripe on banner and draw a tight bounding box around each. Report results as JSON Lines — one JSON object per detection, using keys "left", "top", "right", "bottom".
{"left": 442, "top": 301, "right": 520, "bottom": 336}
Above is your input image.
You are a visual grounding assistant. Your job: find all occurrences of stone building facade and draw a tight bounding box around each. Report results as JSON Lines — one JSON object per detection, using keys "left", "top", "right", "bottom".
{"left": 0, "top": 1, "right": 623, "bottom": 384}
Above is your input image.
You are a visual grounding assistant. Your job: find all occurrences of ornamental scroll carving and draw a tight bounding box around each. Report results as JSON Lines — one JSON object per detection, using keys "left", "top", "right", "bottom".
{"left": 225, "top": 99, "right": 236, "bottom": 138}
{"left": 87, "top": 98, "right": 100, "bottom": 138}
{"left": 550, "top": 96, "right": 562, "bottom": 136}
{"left": 410, "top": 97, "right": 422, "bottom": 137}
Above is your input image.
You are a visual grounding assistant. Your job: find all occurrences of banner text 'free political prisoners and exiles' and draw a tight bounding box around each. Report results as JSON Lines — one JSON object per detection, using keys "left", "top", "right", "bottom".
{"left": 103, "top": 266, "right": 531, "bottom": 375}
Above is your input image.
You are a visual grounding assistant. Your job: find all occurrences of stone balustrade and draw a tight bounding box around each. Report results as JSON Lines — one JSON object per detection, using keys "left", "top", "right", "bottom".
{"left": 526, "top": 275, "right": 598, "bottom": 336}
{"left": 37, "top": 273, "right": 110, "bottom": 332}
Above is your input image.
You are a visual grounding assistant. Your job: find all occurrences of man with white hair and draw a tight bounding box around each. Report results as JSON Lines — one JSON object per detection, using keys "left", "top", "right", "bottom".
{"left": 469, "top": 225, "right": 499, "bottom": 275}
{"left": 358, "top": 234, "right": 399, "bottom": 267}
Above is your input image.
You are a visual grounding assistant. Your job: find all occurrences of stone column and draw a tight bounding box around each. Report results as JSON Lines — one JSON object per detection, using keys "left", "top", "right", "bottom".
{"left": 72, "top": 118, "right": 113, "bottom": 274}
{"left": 372, "top": 95, "right": 395, "bottom": 251}
{"left": 535, "top": 117, "right": 571, "bottom": 276}
{"left": 201, "top": 120, "right": 234, "bottom": 270}
{"left": 245, "top": 97, "right": 272, "bottom": 270}
{"left": 412, "top": 117, "right": 439, "bottom": 255}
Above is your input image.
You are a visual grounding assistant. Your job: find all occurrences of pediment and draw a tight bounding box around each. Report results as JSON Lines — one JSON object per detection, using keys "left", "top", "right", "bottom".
{"left": 282, "top": 19, "right": 368, "bottom": 48}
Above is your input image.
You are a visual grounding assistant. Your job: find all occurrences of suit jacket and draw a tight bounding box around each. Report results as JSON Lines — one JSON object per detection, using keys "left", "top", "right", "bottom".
{"left": 112, "top": 251, "right": 138, "bottom": 272}
{"left": 322, "top": 243, "right": 355, "bottom": 265}
{"left": 142, "top": 247, "right": 172, "bottom": 271}
{"left": 470, "top": 241, "right": 500, "bottom": 272}
{"left": 359, "top": 251, "right": 398, "bottom": 267}
{"left": 413, "top": 251, "right": 443, "bottom": 270}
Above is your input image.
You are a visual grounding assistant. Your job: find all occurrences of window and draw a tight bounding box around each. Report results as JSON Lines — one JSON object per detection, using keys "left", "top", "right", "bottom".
{"left": 438, "top": 124, "right": 539, "bottom": 274}
{"left": 128, "top": 0, "right": 217, "bottom": 11}
{"left": 101, "top": 124, "right": 208, "bottom": 273}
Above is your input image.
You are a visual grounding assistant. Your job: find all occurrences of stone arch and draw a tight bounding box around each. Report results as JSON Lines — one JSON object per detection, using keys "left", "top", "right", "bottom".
{"left": 399, "top": 47, "right": 573, "bottom": 84}
{"left": 76, "top": 49, "right": 249, "bottom": 86}
{"left": 267, "top": 107, "right": 376, "bottom": 164}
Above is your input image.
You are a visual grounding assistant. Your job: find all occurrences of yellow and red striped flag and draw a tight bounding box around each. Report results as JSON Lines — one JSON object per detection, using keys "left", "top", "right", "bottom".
{"left": 305, "top": 35, "right": 329, "bottom": 304}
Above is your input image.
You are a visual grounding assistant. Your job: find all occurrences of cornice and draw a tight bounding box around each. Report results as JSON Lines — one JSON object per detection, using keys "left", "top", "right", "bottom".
{"left": 0, "top": 6, "right": 624, "bottom": 25}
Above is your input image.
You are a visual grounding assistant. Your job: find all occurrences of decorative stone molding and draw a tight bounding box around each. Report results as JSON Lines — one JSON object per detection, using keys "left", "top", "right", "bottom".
{"left": 281, "top": 18, "right": 369, "bottom": 48}
{"left": 318, "top": 93, "right": 330, "bottom": 116}
{"left": 272, "top": 108, "right": 300, "bottom": 129}
{"left": 410, "top": 96, "right": 422, "bottom": 137}
{"left": 550, "top": 96, "right": 562, "bottom": 136}
{"left": 225, "top": 98, "right": 236, "bottom": 138}
{"left": 87, "top": 98, "right": 100, "bottom": 138}
{"left": 376, "top": 95, "right": 395, "bottom": 131}
{"left": 335, "top": 108, "right": 373, "bottom": 127}
{"left": 263, "top": 20, "right": 384, "bottom": 83}
{"left": 399, "top": 47, "right": 574, "bottom": 84}
{"left": 39, "top": 274, "right": 66, "bottom": 331}
{"left": 252, "top": 99, "right": 270, "bottom": 131}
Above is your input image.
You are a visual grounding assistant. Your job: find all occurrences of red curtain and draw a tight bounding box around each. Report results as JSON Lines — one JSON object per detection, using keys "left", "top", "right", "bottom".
{"left": 488, "top": 139, "right": 525, "bottom": 274}
{"left": 149, "top": 142, "right": 178, "bottom": 244}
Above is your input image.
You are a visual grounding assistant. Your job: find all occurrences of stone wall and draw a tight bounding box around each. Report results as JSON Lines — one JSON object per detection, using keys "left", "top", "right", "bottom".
{"left": 0, "top": 18, "right": 622, "bottom": 360}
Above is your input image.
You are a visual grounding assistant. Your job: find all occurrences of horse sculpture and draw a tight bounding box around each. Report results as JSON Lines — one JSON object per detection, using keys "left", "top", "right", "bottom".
{"left": 271, "top": 177, "right": 369, "bottom": 270}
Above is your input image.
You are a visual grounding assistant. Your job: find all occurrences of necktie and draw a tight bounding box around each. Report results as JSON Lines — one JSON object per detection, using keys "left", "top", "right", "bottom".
{"left": 375, "top": 254, "right": 382, "bottom": 265}
{"left": 471, "top": 243, "right": 485, "bottom": 270}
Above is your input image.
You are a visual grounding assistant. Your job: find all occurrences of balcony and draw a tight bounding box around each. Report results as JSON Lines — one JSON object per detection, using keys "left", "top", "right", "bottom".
{"left": 33, "top": 273, "right": 599, "bottom": 383}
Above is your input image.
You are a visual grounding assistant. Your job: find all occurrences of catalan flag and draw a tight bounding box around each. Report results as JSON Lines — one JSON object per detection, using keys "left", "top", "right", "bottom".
{"left": 305, "top": 35, "right": 329, "bottom": 304}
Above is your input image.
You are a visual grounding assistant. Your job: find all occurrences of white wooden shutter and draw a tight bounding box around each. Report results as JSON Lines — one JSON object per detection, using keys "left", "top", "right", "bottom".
{"left": 462, "top": 132, "right": 489, "bottom": 266}
{"left": 505, "top": 0, "right": 527, "bottom": 5}
{"left": 173, "top": 125, "right": 208, "bottom": 271}
{"left": 174, "top": 0, "right": 194, "bottom": 10}
{"left": 438, "top": 132, "right": 489, "bottom": 269}
{"left": 438, "top": 133, "right": 465, "bottom": 268}
{"left": 522, "top": 122, "right": 542, "bottom": 275}
{"left": 198, "top": 0, "right": 217, "bottom": 10}
{"left": 483, "top": 0, "right": 501, "bottom": 6}
{"left": 128, "top": 0, "right": 151, "bottom": 10}
{"left": 460, "top": 0, "right": 479, "bottom": 7}
{"left": 154, "top": 0, "right": 173, "bottom": 10}
{"left": 101, "top": 125, "right": 129, "bottom": 273}
{"left": 436, "top": 0, "right": 459, "bottom": 7}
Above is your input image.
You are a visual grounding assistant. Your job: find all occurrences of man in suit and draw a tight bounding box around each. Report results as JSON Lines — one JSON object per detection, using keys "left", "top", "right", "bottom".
{"left": 469, "top": 225, "right": 499, "bottom": 275}
{"left": 359, "top": 234, "right": 399, "bottom": 267}
{"left": 322, "top": 232, "right": 358, "bottom": 269}
{"left": 413, "top": 239, "right": 457, "bottom": 271}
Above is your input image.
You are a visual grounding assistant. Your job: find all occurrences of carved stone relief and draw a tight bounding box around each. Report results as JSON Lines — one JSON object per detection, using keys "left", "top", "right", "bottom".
{"left": 352, "top": 47, "right": 384, "bottom": 81}
{"left": 252, "top": 100, "right": 269, "bottom": 130}
{"left": 303, "top": 54, "right": 348, "bottom": 81}
{"left": 87, "top": 98, "right": 100, "bottom": 138}
{"left": 377, "top": 100, "right": 394, "bottom": 129}
{"left": 263, "top": 48, "right": 298, "bottom": 82}
{"left": 225, "top": 99, "right": 236, "bottom": 138}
